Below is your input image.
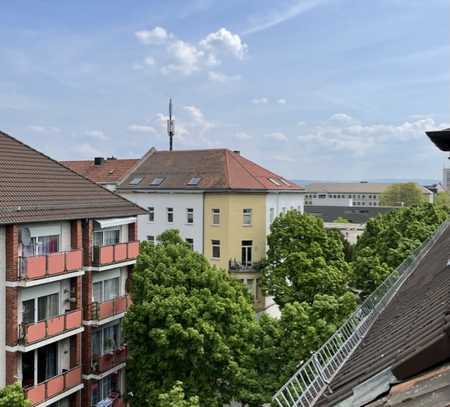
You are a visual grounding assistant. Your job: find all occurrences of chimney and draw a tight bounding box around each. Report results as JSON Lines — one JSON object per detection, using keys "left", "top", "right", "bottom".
{"left": 94, "top": 157, "right": 104, "bottom": 166}
{"left": 233, "top": 150, "right": 240, "bottom": 155}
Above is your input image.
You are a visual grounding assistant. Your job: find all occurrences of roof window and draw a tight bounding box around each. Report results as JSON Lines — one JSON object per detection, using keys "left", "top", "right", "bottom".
{"left": 279, "top": 178, "right": 290, "bottom": 186}
{"left": 268, "top": 177, "right": 281, "bottom": 186}
{"left": 150, "top": 177, "right": 165, "bottom": 186}
{"left": 187, "top": 177, "right": 201, "bottom": 186}
{"left": 129, "top": 176, "right": 143, "bottom": 185}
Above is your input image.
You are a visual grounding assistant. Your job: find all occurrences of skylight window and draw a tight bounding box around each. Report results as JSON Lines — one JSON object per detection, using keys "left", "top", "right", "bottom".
{"left": 129, "top": 176, "right": 143, "bottom": 185}
{"left": 279, "top": 178, "right": 290, "bottom": 186}
{"left": 187, "top": 177, "right": 201, "bottom": 186}
{"left": 150, "top": 177, "right": 165, "bottom": 186}
{"left": 268, "top": 177, "right": 281, "bottom": 186}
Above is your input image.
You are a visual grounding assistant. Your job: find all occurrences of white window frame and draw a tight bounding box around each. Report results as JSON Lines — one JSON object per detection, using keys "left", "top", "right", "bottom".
{"left": 212, "top": 208, "right": 220, "bottom": 225}
{"left": 148, "top": 207, "right": 155, "bottom": 222}
{"left": 186, "top": 208, "right": 194, "bottom": 224}
{"left": 211, "top": 240, "right": 221, "bottom": 259}
{"left": 167, "top": 208, "right": 174, "bottom": 223}
{"left": 243, "top": 208, "right": 252, "bottom": 226}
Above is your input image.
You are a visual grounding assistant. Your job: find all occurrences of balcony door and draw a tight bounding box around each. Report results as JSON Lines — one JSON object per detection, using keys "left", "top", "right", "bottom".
{"left": 22, "top": 342, "right": 58, "bottom": 387}
{"left": 241, "top": 240, "right": 253, "bottom": 267}
{"left": 23, "top": 235, "right": 59, "bottom": 257}
{"left": 93, "top": 227, "right": 120, "bottom": 247}
{"left": 22, "top": 293, "right": 59, "bottom": 324}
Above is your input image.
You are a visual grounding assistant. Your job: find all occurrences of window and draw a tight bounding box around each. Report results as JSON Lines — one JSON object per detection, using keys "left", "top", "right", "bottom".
{"left": 91, "top": 374, "right": 119, "bottom": 406}
{"left": 92, "top": 277, "right": 120, "bottom": 303}
{"left": 280, "top": 178, "right": 290, "bottom": 186}
{"left": 167, "top": 208, "right": 174, "bottom": 223}
{"left": 22, "top": 300, "right": 35, "bottom": 324}
{"left": 186, "top": 208, "right": 194, "bottom": 224}
{"left": 23, "top": 235, "right": 60, "bottom": 257}
{"left": 269, "top": 208, "right": 275, "bottom": 224}
{"left": 187, "top": 177, "right": 201, "bottom": 186}
{"left": 212, "top": 240, "right": 220, "bottom": 259}
{"left": 37, "top": 294, "right": 59, "bottom": 322}
{"left": 92, "top": 323, "right": 121, "bottom": 357}
{"left": 148, "top": 207, "right": 155, "bottom": 222}
{"left": 147, "top": 235, "right": 155, "bottom": 244}
{"left": 212, "top": 208, "right": 220, "bottom": 225}
{"left": 268, "top": 177, "right": 281, "bottom": 185}
{"left": 186, "top": 238, "right": 194, "bottom": 250}
{"left": 129, "top": 176, "right": 143, "bottom": 185}
{"left": 243, "top": 208, "right": 252, "bottom": 225}
{"left": 150, "top": 177, "right": 165, "bottom": 186}
{"left": 93, "top": 228, "right": 120, "bottom": 247}
{"left": 282, "top": 207, "right": 287, "bottom": 213}
{"left": 241, "top": 240, "right": 253, "bottom": 266}
{"left": 318, "top": 194, "right": 326, "bottom": 199}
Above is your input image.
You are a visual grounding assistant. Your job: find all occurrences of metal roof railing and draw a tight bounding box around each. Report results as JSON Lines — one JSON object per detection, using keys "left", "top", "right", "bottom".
{"left": 272, "top": 220, "right": 449, "bottom": 407}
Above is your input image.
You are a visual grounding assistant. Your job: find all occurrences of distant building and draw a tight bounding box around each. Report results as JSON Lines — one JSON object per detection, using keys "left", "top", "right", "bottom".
{"left": 443, "top": 168, "right": 450, "bottom": 191}
{"left": 304, "top": 182, "right": 433, "bottom": 207}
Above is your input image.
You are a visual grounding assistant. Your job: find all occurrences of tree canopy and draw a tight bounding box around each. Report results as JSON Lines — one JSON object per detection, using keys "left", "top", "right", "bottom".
{"left": 435, "top": 191, "right": 450, "bottom": 209}
{"left": 124, "top": 230, "right": 258, "bottom": 406}
{"left": 263, "top": 211, "right": 353, "bottom": 307}
{"left": 379, "top": 183, "right": 426, "bottom": 207}
{"left": 352, "top": 203, "right": 447, "bottom": 296}
{"left": 158, "top": 382, "right": 200, "bottom": 407}
{"left": 333, "top": 216, "right": 349, "bottom": 223}
{"left": 0, "top": 383, "right": 30, "bottom": 407}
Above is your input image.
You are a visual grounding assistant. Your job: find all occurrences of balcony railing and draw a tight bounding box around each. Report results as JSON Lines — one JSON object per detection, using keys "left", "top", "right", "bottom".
{"left": 87, "top": 295, "right": 131, "bottom": 321}
{"left": 19, "top": 309, "right": 82, "bottom": 345}
{"left": 92, "top": 241, "right": 139, "bottom": 266}
{"left": 18, "top": 249, "right": 82, "bottom": 280}
{"left": 92, "top": 346, "right": 128, "bottom": 374}
{"left": 24, "top": 365, "right": 82, "bottom": 406}
{"left": 228, "top": 259, "right": 256, "bottom": 273}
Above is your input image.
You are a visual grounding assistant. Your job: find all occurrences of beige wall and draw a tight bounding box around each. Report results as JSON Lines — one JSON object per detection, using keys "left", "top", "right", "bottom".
{"left": 203, "top": 192, "right": 267, "bottom": 270}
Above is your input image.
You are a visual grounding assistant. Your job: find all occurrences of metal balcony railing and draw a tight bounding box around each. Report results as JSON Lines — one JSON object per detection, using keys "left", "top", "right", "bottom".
{"left": 272, "top": 220, "right": 449, "bottom": 407}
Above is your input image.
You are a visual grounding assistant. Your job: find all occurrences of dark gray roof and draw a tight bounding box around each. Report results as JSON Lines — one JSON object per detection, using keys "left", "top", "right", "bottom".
{"left": 305, "top": 205, "right": 394, "bottom": 224}
{"left": 0, "top": 131, "right": 146, "bottom": 224}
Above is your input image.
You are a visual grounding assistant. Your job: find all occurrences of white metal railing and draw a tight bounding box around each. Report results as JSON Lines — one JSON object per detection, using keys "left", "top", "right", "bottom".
{"left": 272, "top": 220, "right": 449, "bottom": 407}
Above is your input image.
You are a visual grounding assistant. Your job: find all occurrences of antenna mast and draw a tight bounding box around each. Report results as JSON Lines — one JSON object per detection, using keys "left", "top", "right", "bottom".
{"left": 167, "top": 98, "right": 175, "bottom": 151}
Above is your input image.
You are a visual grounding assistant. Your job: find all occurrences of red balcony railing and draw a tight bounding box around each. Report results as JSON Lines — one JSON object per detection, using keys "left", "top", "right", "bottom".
{"left": 24, "top": 366, "right": 82, "bottom": 406}
{"left": 18, "top": 249, "right": 82, "bottom": 280}
{"left": 87, "top": 295, "right": 131, "bottom": 321}
{"left": 93, "top": 241, "right": 139, "bottom": 266}
{"left": 19, "top": 309, "right": 82, "bottom": 345}
{"left": 92, "top": 346, "right": 128, "bottom": 374}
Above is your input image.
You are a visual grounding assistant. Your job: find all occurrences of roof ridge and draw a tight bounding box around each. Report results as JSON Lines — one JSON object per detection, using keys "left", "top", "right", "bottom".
{"left": 228, "top": 150, "right": 267, "bottom": 189}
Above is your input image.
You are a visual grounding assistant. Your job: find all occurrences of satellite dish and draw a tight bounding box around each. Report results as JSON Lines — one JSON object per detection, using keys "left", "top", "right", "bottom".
{"left": 21, "top": 227, "right": 31, "bottom": 246}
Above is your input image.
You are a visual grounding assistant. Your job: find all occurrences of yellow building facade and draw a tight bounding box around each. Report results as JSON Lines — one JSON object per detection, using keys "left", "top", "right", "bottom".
{"left": 204, "top": 192, "right": 267, "bottom": 309}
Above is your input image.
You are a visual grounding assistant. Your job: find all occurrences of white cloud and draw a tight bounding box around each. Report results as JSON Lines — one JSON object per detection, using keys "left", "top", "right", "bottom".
{"left": 297, "top": 121, "right": 306, "bottom": 126}
{"left": 234, "top": 131, "right": 252, "bottom": 140}
{"left": 28, "top": 125, "right": 60, "bottom": 133}
{"left": 265, "top": 132, "right": 288, "bottom": 141}
{"left": 298, "top": 114, "right": 446, "bottom": 157}
{"left": 135, "top": 26, "right": 247, "bottom": 78}
{"left": 135, "top": 26, "right": 170, "bottom": 44}
{"left": 128, "top": 124, "right": 157, "bottom": 134}
{"left": 73, "top": 142, "right": 103, "bottom": 158}
{"left": 277, "top": 98, "right": 287, "bottom": 104}
{"left": 244, "top": 0, "right": 327, "bottom": 35}
{"left": 144, "top": 56, "right": 155, "bottom": 66}
{"left": 208, "top": 71, "right": 241, "bottom": 82}
{"left": 84, "top": 130, "right": 108, "bottom": 141}
{"left": 252, "top": 97, "right": 269, "bottom": 104}
{"left": 184, "top": 105, "right": 214, "bottom": 133}
{"left": 199, "top": 28, "right": 248, "bottom": 60}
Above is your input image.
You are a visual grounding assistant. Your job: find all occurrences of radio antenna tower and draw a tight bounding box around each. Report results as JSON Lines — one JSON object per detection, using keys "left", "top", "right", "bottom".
{"left": 167, "top": 98, "right": 175, "bottom": 151}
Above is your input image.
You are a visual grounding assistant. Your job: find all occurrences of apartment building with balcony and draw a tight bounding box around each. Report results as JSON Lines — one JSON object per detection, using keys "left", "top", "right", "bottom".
{"left": 114, "top": 148, "right": 305, "bottom": 310}
{"left": 0, "top": 131, "right": 145, "bottom": 407}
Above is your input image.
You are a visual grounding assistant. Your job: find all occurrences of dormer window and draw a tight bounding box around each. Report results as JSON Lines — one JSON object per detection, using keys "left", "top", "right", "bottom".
{"left": 187, "top": 177, "right": 201, "bottom": 186}
{"left": 129, "top": 176, "right": 143, "bottom": 185}
{"left": 268, "top": 177, "right": 281, "bottom": 186}
{"left": 150, "top": 177, "right": 165, "bottom": 186}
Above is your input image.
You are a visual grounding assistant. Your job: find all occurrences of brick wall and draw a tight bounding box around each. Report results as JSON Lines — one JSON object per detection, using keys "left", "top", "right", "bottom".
{"left": 5, "top": 351, "right": 17, "bottom": 385}
{"left": 82, "top": 219, "right": 93, "bottom": 267}
{"left": 6, "top": 287, "right": 18, "bottom": 346}
{"left": 5, "top": 224, "right": 18, "bottom": 281}
{"left": 70, "top": 333, "right": 81, "bottom": 368}
{"left": 82, "top": 326, "right": 93, "bottom": 376}
{"left": 71, "top": 220, "right": 82, "bottom": 250}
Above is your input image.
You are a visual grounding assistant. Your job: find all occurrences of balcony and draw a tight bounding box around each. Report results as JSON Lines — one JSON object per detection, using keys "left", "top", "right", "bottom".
{"left": 228, "top": 259, "right": 258, "bottom": 273}
{"left": 92, "top": 241, "right": 139, "bottom": 266}
{"left": 92, "top": 346, "right": 128, "bottom": 374}
{"left": 24, "top": 366, "right": 82, "bottom": 406}
{"left": 18, "top": 250, "right": 82, "bottom": 280}
{"left": 19, "top": 309, "right": 82, "bottom": 345}
{"left": 87, "top": 295, "right": 131, "bottom": 321}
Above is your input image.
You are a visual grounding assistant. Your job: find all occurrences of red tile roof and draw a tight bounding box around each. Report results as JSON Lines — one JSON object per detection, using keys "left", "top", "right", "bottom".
{"left": 117, "top": 149, "right": 303, "bottom": 191}
{"left": 0, "top": 131, "right": 145, "bottom": 224}
{"left": 61, "top": 158, "right": 139, "bottom": 184}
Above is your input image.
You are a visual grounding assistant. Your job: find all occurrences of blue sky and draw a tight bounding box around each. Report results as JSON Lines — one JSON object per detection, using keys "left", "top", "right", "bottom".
{"left": 1, "top": 0, "right": 449, "bottom": 180}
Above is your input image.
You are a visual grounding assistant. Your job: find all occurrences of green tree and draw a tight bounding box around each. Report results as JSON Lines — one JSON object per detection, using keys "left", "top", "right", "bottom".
{"left": 263, "top": 211, "right": 352, "bottom": 307}
{"left": 0, "top": 383, "right": 30, "bottom": 407}
{"left": 435, "top": 191, "right": 450, "bottom": 209}
{"left": 334, "top": 216, "right": 349, "bottom": 223}
{"left": 379, "top": 183, "right": 425, "bottom": 207}
{"left": 352, "top": 204, "right": 447, "bottom": 296}
{"left": 158, "top": 382, "right": 200, "bottom": 407}
{"left": 124, "top": 230, "right": 257, "bottom": 406}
